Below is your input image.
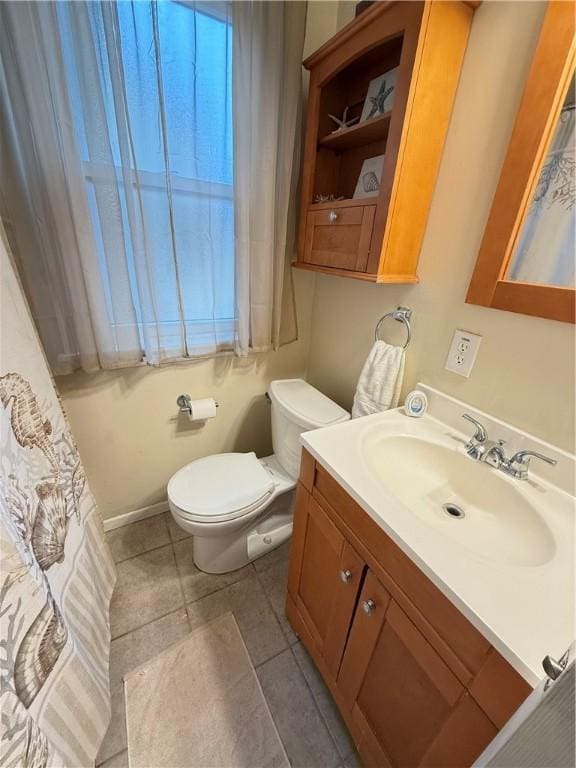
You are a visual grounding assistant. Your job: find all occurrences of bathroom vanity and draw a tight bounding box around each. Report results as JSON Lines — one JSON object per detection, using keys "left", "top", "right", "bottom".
{"left": 285, "top": 386, "right": 574, "bottom": 767}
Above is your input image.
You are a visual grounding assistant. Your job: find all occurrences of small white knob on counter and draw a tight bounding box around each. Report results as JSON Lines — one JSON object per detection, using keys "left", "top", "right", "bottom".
{"left": 404, "top": 390, "right": 428, "bottom": 418}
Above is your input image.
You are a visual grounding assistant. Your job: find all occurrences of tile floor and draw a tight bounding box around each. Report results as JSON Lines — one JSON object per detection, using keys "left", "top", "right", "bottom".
{"left": 98, "top": 512, "right": 359, "bottom": 768}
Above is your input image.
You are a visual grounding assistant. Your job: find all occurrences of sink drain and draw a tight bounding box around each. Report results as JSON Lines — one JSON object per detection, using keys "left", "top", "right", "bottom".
{"left": 442, "top": 503, "right": 465, "bottom": 520}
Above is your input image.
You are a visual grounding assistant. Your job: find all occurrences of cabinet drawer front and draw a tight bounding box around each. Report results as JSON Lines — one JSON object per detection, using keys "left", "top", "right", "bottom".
{"left": 303, "top": 205, "right": 375, "bottom": 272}
{"left": 309, "top": 207, "right": 365, "bottom": 226}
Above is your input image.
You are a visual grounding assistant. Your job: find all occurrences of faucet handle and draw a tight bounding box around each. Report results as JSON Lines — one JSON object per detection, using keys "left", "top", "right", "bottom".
{"left": 462, "top": 413, "right": 488, "bottom": 443}
{"left": 510, "top": 450, "right": 557, "bottom": 466}
{"left": 507, "top": 450, "right": 557, "bottom": 479}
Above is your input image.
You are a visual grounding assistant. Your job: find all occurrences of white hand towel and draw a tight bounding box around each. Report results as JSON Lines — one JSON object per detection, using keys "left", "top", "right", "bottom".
{"left": 352, "top": 340, "right": 405, "bottom": 418}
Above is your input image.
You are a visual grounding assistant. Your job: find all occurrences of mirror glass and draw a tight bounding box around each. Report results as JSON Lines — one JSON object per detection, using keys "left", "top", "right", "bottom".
{"left": 506, "top": 74, "right": 575, "bottom": 288}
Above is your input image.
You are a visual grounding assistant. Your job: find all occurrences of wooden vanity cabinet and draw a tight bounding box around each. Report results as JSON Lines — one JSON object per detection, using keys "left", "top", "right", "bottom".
{"left": 295, "top": 1, "right": 478, "bottom": 282}
{"left": 286, "top": 450, "right": 532, "bottom": 768}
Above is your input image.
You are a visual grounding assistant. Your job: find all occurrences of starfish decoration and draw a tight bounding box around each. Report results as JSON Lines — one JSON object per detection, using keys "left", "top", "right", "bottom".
{"left": 367, "top": 79, "right": 394, "bottom": 119}
{"left": 328, "top": 106, "right": 360, "bottom": 132}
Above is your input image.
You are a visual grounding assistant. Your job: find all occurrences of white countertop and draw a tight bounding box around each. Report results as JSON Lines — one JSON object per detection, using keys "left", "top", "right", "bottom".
{"left": 300, "top": 385, "right": 575, "bottom": 686}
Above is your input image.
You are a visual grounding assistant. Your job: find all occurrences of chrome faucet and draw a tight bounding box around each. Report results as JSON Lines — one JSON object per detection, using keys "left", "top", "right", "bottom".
{"left": 462, "top": 414, "right": 506, "bottom": 469}
{"left": 461, "top": 414, "right": 557, "bottom": 479}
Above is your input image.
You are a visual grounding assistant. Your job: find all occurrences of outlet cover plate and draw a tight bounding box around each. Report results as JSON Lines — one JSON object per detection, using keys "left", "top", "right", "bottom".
{"left": 445, "top": 330, "right": 482, "bottom": 378}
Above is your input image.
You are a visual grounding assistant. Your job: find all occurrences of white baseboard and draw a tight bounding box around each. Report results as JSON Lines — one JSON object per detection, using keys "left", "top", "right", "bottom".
{"left": 103, "top": 500, "right": 169, "bottom": 532}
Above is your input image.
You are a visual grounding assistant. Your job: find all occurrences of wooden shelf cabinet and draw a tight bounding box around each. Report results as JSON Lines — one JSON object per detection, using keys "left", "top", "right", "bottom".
{"left": 286, "top": 450, "right": 532, "bottom": 768}
{"left": 295, "top": 1, "right": 477, "bottom": 282}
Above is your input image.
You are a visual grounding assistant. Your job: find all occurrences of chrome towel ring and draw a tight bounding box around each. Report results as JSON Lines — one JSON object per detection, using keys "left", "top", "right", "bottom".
{"left": 374, "top": 306, "right": 412, "bottom": 349}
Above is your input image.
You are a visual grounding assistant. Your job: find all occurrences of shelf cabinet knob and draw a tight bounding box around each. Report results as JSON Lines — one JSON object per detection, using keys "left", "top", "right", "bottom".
{"left": 328, "top": 209, "right": 338, "bottom": 222}
{"left": 340, "top": 569, "right": 352, "bottom": 583}
{"left": 362, "top": 599, "right": 376, "bottom": 616}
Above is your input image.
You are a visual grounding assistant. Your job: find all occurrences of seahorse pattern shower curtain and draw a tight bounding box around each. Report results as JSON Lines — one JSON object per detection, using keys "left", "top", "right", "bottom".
{"left": 1, "top": 226, "right": 116, "bottom": 766}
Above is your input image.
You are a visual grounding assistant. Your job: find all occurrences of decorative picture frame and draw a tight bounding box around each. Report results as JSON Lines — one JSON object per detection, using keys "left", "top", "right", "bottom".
{"left": 353, "top": 155, "right": 385, "bottom": 199}
{"left": 360, "top": 67, "right": 398, "bottom": 122}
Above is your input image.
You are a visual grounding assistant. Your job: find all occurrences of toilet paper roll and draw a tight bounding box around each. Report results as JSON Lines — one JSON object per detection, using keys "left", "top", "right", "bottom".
{"left": 187, "top": 397, "right": 217, "bottom": 422}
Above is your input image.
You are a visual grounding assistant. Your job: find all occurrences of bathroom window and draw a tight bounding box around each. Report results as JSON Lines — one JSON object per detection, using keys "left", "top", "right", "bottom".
{"left": 58, "top": 0, "right": 235, "bottom": 357}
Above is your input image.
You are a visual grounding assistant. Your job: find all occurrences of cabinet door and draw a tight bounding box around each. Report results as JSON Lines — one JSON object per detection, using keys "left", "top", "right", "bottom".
{"left": 303, "top": 205, "right": 375, "bottom": 272}
{"left": 288, "top": 490, "right": 365, "bottom": 677}
{"left": 338, "top": 570, "right": 467, "bottom": 768}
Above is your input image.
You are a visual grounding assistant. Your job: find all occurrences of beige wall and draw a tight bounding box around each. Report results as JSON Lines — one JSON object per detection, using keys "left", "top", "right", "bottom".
{"left": 59, "top": 1, "right": 575, "bottom": 521}
{"left": 57, "top": 1, "right": 345, "bottom": 520}
{"left": 307, "top": 0, "right": 576, "bottom": 454}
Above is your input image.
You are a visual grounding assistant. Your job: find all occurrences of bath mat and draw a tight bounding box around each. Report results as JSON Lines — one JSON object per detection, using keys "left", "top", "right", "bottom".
{"left": 124, "top": 612, "right": 289, "bottom": 768}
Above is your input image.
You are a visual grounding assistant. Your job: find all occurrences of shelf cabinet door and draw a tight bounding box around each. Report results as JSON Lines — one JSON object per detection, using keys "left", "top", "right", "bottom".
{"left": 303, "top": 204, "right": 375, "bottom": 272}
{"left": 338, "top": 570, "right": 473, "bottom": 768}
{"left": 288, "top": 488, "right": 365, "bottom": 677}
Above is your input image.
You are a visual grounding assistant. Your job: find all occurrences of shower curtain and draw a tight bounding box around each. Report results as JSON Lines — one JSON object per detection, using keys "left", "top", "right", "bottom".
{"left": 0, "top": 224, "right": 116, "bottom": 766}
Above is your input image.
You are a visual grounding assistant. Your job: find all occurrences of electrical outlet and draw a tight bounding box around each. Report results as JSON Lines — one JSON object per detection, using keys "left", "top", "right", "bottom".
{"left": 445, "top": 330, "right": 482, "bottom": 378}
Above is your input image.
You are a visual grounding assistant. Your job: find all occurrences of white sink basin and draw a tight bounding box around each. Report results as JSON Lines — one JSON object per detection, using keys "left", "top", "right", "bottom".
{"left": 362, "top": 434, "right": 556, "bottom": 567}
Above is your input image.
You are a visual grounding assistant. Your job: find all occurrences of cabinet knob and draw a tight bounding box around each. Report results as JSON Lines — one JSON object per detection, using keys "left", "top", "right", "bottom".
{"left": 328, "top": 209, "right": 338, "bottom": 222}
{"left": 362, "top": 599, "right": 376, "bottom": 616}
{"left": 340, "top": 569, "right": 352, "bottom": 583}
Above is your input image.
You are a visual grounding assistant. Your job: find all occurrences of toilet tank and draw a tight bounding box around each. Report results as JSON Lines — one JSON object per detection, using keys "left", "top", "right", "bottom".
{"left": 268, "top": 379, "right": 350, "bottom": 479}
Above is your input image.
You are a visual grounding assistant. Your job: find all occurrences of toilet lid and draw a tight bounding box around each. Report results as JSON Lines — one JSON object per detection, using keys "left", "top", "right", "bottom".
{"left": 168, "top": 452, "right": 275, "bottom": 522}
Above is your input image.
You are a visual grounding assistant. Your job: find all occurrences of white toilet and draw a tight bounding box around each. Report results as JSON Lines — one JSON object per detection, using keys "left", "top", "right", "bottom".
{"left": 168, "top": 379, "right": 350, "bottom": 574}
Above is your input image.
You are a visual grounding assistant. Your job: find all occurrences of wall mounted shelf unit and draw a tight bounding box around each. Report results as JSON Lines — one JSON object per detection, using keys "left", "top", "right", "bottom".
{"left": 295, "top": 0, "right": 478, "bottom": 283}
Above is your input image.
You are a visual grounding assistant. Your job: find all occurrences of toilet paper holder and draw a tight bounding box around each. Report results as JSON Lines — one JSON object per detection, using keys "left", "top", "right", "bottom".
{"left": 176, "top": 394, "right": 219, "bottom": 414}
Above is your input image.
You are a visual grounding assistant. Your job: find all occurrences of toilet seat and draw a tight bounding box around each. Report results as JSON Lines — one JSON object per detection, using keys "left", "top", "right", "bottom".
{"left": 168, "top": 452, "right": 275, "bottom": 524}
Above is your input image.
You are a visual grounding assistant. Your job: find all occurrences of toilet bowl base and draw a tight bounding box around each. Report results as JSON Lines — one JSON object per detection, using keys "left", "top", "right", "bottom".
{"left": 192, "top": 487, "right": 295, "bottom": 574}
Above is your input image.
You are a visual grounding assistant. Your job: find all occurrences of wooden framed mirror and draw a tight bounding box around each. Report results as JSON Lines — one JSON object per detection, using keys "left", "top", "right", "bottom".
{"left": 466, "top": 0, "right": 575, "bottom": 324}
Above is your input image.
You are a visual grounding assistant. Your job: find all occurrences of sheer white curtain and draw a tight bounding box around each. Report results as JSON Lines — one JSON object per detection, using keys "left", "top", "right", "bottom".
{"left": 233, "top": 1, "right": 306, "bottom": 353}
{"left": 0, "top": 0, "right": 306, "bottom": 373}
{"left": 1, "top": 2, "right": 120, "bottom": 374}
